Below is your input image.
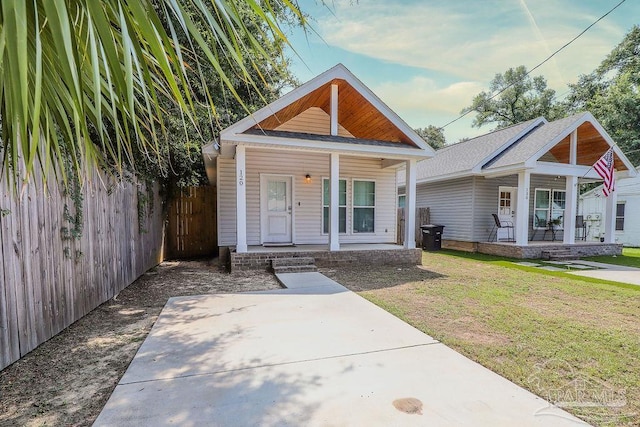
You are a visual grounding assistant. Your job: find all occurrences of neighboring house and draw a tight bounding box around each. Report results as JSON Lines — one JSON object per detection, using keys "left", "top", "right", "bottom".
{"left": 202, "top": 64, "right": 434, "bottom": 267}
{"left": 399, "top": 112, "right": 637, "bottom": 258}
{"left": 579, "top": 166, "right": 640, "bottom": 246}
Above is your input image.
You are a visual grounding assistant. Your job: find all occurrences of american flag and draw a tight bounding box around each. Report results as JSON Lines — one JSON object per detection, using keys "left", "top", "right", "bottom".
{"left": 593, "top": 147, "right": 615, "bottom": 197}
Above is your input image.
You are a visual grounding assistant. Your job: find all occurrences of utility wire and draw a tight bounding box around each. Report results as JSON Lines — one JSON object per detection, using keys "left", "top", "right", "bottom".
{"left": 439, "top": 0, "right": 627, "bottom": 131}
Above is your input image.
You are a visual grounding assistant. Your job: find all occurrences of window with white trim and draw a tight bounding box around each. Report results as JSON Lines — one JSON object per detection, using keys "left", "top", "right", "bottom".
{"left": 616, "top": 203, "right": 625, "bottom": 231}
{"left": 322, "top": 178, "right": 346, "bottom": 234}
{"left": 353, "top": 180, "right": 375, "bottom": 233}
{"left": 398, "top": 194, "right": 406, "bottom": 209}
{"left": 534, "top": 188, "right": 566, "bottom": 229}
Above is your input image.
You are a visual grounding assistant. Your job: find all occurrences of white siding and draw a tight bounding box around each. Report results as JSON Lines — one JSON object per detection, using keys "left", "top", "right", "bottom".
{"left": 218, "top": 149, "right": 397, "bottom": 246}
{"left": 217, "top": 158, "right": 237, "bottom": 246}
{"left": 580, "top": 174, "right": 640, "bottom": 246}
{"left": 275, "top": 107, "right": 354, "bottom": 137}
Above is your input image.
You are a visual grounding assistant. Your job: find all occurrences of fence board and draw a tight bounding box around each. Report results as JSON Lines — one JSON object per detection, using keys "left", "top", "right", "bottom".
{"left": 0, "top": 171, "right": 163, "bottom": 370}
{"left": 397, "top": 207, "right": 430, "bottom": 246}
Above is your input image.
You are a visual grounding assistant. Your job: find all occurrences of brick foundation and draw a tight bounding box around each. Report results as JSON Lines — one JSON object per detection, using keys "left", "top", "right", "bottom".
{"left": 475, "top": 242, "right": 622, "bottom": 259}
{"left": 229, "top": 247, "right": 422, "bottom": 271}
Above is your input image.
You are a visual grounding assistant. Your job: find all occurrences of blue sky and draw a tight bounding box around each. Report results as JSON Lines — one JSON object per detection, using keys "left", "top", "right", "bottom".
{"left": 284, "top": 0, "right": 639, "bottom": 143}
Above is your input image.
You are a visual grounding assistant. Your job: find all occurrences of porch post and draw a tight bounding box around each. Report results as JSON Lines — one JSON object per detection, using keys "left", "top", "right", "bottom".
{"left": 563, "top": 176, "right": 578, "bottom": 244}
{"left": 404, "top": 159, "right": 417, "bottom": 249}
{"left": 329, "top": 153, "right": 340, "bottom": 251}
{"left": 604, "top": 182, "right": 617, "bottom": 243}
{"left": 563, "top": 129, "right": 578, "bottom": 244}
{"left": 515, "top": 171, "right": 530, "bottom": 245}
{"left": 235, "top": 144, "right": 248, "bottom": 253}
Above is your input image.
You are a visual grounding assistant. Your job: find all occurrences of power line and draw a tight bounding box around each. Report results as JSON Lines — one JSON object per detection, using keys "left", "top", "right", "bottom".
{"left": 439, "top": 0, "right": 627, "bottom": 131}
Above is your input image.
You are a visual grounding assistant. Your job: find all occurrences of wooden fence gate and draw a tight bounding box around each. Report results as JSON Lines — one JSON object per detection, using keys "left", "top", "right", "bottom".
{"left": 166, "top": 186, "right": 217, "bottom": 259}
{"left": 397, "top": 207, "right": 430, "bottom": 246}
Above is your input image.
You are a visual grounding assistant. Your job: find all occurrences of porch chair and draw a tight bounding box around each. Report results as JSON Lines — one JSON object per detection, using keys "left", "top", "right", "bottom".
{"left": 488, "top": 213, "right": 514, "bottom": 242}
{"left": 575, "top": 215, "right": 587, "bottom": 241}
{"left": 530, "top": 213, "right": 547, "bottom": 241}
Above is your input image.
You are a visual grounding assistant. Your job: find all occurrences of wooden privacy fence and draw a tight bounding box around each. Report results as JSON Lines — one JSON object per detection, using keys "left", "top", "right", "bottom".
{"left": 165, "top": 186, "right": 217, "bottom": 259}
{"left": 0, "top": 172, "right": 164, "bottom": 370}
{"left": 397, "top": 207, "right": 431, "bottom": 246}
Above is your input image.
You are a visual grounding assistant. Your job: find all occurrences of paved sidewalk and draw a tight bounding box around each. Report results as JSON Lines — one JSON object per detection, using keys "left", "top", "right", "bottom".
{"left": 94, "top": 272, "right": 586, "bottom": 426}
{"left": 567, "top": 260, "right": 640, "bottom": 286}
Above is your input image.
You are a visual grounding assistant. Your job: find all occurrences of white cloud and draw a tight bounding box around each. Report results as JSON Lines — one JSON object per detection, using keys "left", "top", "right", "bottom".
{"left": 374, "top": 77, "right": 484, "bottom": 115}
{"left": 316, "top": 0, "right": 629, "bottom": 90}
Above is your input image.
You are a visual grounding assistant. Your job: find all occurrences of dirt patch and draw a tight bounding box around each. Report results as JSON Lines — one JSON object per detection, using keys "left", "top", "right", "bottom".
{"left": 0, "top": 260, "right": 281, "bottom": 427}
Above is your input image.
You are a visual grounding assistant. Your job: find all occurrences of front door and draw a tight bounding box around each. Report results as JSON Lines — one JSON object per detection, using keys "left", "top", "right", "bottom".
{"left": 497, "top": 186, "right": 517, "bottom": 241}
{"left": 261, "top": 175, "right": 293, "bottom": 244}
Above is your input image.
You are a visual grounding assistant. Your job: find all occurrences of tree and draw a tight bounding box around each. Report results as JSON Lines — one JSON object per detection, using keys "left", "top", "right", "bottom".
{"left": 461, "top": 65, "right": 563, "bottom": 130}
{"left": 139, "top": 1, "right": 299, "bottom": 188}
{"left": 0, "top": 0, "right": 306, "bottom": 186}
{"left": 414, "top": 125, "right": 446, "bottom": 150}
{"left": 564, "top": 26, "right": 640, "bottom": 165}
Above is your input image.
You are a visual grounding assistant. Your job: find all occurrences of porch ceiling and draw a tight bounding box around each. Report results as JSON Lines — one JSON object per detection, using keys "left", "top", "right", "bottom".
{"left": 549, "top": 122, "right": 629, "bottom": 171}
{"left": 253, "top": 79, "right": 417, "bottom": 147}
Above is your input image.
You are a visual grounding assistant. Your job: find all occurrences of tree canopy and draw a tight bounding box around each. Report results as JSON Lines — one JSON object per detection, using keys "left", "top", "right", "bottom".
{"left": 564, "top": 25, "right": 640, "bottom": 165}
{"left": 0, "top": 0, "right": 306, "bottom": 186}
{"left": 461, "top": 66, "right": 562, "bottom": 130}
{"left": 414, "top": 125, "right": 446, "bottom": 150}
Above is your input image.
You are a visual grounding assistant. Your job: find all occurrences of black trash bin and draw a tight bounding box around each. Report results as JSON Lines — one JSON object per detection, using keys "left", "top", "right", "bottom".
{"left": 420, "top": 224, "right": 445, "bottom": 251}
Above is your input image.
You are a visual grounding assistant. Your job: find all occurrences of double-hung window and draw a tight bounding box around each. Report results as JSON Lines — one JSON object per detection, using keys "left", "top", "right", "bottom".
{"left": 353, "top": 180, "right": 375, "bottom": 233}
{"left": 322, "top": 179, "right": 346, "bottom": 234}
{"left": 534, "top": 188, "right": 566, "bottom": 229}
{"left": 616, "top": 203, "right": 625, "bottom": 231}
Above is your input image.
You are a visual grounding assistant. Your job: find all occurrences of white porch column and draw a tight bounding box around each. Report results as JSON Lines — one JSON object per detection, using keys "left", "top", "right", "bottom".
{"left": 515, "top": 171, "right": 530, "bottom": 245}
{"left": 563, "top": 176, "right": 578, "bottom": 244}
{"left": 235, "top": 144, "right": 248, "bottom": 253}
{"left": 604, "top": 183, "right": 617, "bottom": 243}
{"left": 404, "top": 159, "right": 417, "bottom": 249}
{"left": 563, "top": 129, "right": 578, "bottom": 244}
{"left": 329, "top": 153, "right": 340, "bottom": 251}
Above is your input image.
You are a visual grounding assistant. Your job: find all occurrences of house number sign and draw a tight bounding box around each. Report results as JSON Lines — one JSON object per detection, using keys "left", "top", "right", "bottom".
{"left": 238, "top": 170, "right": 244, "bottom": 186}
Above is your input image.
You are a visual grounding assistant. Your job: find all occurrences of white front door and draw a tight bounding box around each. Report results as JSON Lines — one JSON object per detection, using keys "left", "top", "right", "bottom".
{"left": 497, "top": 186, "right": 517, "bottom": 241}
{"left": 261, "top": 175, "right": 293, "bottom": 244}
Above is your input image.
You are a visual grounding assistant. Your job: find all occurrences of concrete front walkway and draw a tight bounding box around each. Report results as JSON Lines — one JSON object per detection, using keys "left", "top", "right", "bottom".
{"left": 566, "top": 260, "right": 640, "bottom": 286}
{"left": 94, "top": 273, "right": 586, "bottom": 426}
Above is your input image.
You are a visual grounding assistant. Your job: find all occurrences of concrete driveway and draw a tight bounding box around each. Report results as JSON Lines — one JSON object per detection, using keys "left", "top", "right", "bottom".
{"left": 94, "top": 273, "right": 586, "bottom": 426}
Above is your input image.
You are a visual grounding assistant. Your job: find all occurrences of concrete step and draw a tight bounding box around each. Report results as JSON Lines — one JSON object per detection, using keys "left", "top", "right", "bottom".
{"left": 271, "top": 257, "right": 316, "bottom": 267}
{"left": 541, "top": 249, "right": 577, "bottom": 261}
{"left": 273, "top": 265, "right": 319, "bottom": 274}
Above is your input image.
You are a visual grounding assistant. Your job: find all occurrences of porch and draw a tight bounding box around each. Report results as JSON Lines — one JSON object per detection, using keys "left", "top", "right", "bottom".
{"left": 229, "top": 243, "right": 421, "bottom": 271}
{"left": 476, "top": 240, "right": 622, "bottom": 260}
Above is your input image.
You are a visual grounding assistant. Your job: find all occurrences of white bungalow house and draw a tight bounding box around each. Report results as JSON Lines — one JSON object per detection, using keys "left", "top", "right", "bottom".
{"left": 579, "top": 166, "right": 640, "bottom": 246}
{"left": 399, "top": 112, "right": 637, "bottom": 259}
{"left": 203, "top": 64, "right": 434, "bottom": 269}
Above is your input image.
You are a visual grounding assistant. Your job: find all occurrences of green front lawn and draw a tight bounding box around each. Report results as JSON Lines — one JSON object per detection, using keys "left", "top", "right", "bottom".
{"left": 587, "top": 247, "right": 640, "bottom": 268}
{"left": 324, "top": 251, "right": 640, "bottom": 426}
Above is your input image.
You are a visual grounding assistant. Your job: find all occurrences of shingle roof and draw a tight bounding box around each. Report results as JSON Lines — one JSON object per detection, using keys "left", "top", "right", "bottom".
{"left": 243, "top": 128, "right": 421, "bottom": 149}
{"left": 484, "top": 113, "right": 586, "bottom": 170}
{"left": 414, "top": 118, "right": 541, "bottom": 181}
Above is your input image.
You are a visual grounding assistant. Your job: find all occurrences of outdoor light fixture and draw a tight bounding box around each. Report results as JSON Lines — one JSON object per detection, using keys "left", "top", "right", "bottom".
{"left": 305, "top": 174, "right": 312, "bottom": 183}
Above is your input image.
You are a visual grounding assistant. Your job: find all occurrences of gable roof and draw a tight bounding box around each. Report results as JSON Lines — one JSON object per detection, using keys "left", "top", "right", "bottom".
{"left": 220, "top": 64, "right": 434, "bottom": 157}
{"left": 412, "top": 118, "right": 544, "bottom": 181}
{"left": 410, "top": 112, "right": 636, "bottom": 184}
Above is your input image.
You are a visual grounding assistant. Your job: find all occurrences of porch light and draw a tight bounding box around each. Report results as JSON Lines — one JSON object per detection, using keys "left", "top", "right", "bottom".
{"left": 305, "top": 174, "right": 311, "bottom": 183}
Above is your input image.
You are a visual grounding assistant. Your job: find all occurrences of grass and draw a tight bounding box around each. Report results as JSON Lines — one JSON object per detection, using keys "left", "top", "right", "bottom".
{"left": 587, "top": 247, "right": 640, "bottom": 268}
{"left": 323, "top": 251, "right": 640, "bottom": 426}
